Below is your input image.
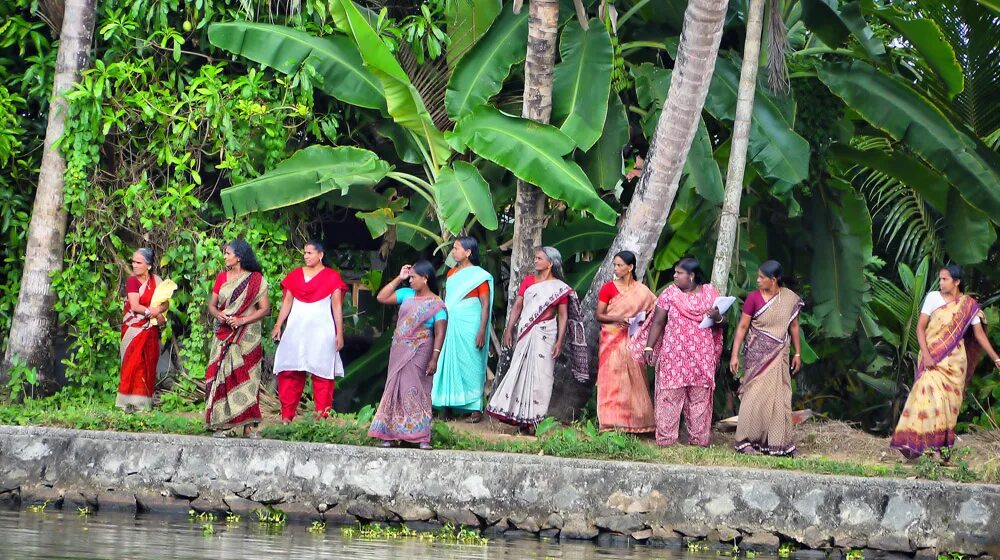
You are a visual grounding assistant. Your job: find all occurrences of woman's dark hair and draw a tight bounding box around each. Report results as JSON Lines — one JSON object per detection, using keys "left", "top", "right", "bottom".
{"left": 942, "top": 264, "right": 964, "bottom": 292}
{"left": 305, "top": 239, "right": 325, "bottom": 253}
{"left": 305, "top": 239, "right": 327, "bottom": 265}
{"left": 456, "top": 236, "right": 480, "bottom": 266}
{"left": 675, "top": 257, "right": 705, "bottom": 285}
{"left": 136, "top": 247, "right": 155, "bottom": 267}
{"left": 615, "top": 250, "right": 638, "bottom": 280}
{"left": 759, "top": 260, "right": 784, "bottom": 287}
{"left": 411, "top": 260, "right": 440, "bottom": 295}
{"left": 226, "top": 239, "right": 262, "bottom": 273}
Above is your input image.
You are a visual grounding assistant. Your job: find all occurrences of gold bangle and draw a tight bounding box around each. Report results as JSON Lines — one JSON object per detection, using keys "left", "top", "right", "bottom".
{"left": 794, "top": 353, "right": 801, "bottom": 357}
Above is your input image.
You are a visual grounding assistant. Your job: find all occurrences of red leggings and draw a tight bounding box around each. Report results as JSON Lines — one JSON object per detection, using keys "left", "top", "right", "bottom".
{"left": 277, "top": 370, "right": 335, "bottom": 421}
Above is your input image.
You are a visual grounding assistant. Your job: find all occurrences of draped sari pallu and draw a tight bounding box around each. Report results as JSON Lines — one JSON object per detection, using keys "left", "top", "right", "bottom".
{"left": 890, "top": 296, "right": 983, "bottom": 459}
{"left": 117, "top": 275, "right": 161, "bottom": 410}
{"left": 369, "top": 296, "right": 446, "bottom": 444}
{"left": 598, "top": 284, "right": 656, "bottom": 433}
{"left": 432, "top": 266, "right": 494, "bottom": 412}
{"left": 735, "top": 288, "right": 803, "bottom": 456}
{"left": 205, "top": 272, "right": 267, "bottom": 430}
{"left": 487, "top": 279, "right": 589, "bottom": 428}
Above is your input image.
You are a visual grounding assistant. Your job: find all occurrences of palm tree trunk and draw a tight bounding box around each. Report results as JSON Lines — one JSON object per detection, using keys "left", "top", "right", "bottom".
{"left": 506, "top": 0, "right": 559, "bottom": 313}
{"left": 1, "top": 0, "right": 97, "bottom": 390}
{"left": 547, "top": 0, "right": 729, "bottom": 421}
{"left": 710, "top": 0, "right": 765, "bottom": 294}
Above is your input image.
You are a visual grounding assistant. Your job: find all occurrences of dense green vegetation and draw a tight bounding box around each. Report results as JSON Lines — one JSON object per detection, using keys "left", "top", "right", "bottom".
{"left": 1, "top": 0, "right": 998, "bottom": 437}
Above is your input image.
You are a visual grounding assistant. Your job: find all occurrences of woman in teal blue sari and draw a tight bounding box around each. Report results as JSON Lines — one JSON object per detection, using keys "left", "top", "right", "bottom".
{"left": 432, "top": 236, "right": 494, "bottom": 422}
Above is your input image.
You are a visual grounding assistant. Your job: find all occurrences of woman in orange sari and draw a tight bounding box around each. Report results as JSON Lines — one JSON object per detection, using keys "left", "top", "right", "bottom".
{"left": 204, "top": 240, "right": 271, "bottom": 437}
{"left": 595, "top": 251, "right": 656, "bottom": 433}
{"left": 117, "top": 248, "right": 167, "bottom": 412}
{"left": 890, "top": 265, "right": 1000, "bottom": 459}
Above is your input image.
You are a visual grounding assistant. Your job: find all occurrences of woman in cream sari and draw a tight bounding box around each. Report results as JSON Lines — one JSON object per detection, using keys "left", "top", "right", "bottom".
{"left": 729, "top": 261, "right": 803, "bottom": 456}
{"left": 487, "top": 247, "right": 588, "bottom": 432}
{"left": 204, "top": 240, "right": 270, "bottom": 437}
{"left": 891, "top": 265, "right": 1000, "bottom": 459}
{"left": 595, "top": 251, "right": 656, "bottom": 433}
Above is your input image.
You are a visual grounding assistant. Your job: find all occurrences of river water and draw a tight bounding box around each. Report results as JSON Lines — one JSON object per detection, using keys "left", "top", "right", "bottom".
{"left": 3, "top": 509, "right": 757, "bottom": 560}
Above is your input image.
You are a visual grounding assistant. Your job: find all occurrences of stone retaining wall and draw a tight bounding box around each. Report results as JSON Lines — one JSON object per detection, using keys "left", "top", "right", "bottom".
{"left": 0, "top": 426, "right": 997, "bottom": 556}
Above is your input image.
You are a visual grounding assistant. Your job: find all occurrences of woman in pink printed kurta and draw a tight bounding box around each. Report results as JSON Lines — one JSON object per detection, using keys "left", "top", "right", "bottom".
{"left": 632, "top": 258, "right": 724, "bottom": 446}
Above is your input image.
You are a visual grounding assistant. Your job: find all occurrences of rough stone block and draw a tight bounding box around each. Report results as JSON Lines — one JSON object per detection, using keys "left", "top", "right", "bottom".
{"left": 63, "top": 491, "right": 99, "bottom": 512}
{"left": 224, "top": 495, "right": 262, "bottom": 517}
{"left": 20, "top": 486, "right": 64, "bottom": 509}
{"left": 507, "top": 513, "right": 541, "bottom": 533}
{"left": 279, "top": 502, "right": 322, "bottom": 522}
{"left": 632, "top": 528, "right": 654, "bottom": 541}
{"left": 673, "top": 522, "right": 709, "bottom": 538}
{"left": 0, "top": 488, "right": 20, "bottom": 509}
{"left": 135, "top": 491, "right": 191, "bottom": 515}
{"left": 540, "top": 528, "right": 560, "bottom": 539}
{"left": 96, "top": 491, "right": 137, "bottom": 514}
{"left": 437, "top": 506, "right": 481, "bottom": 529}
{"left": 597, "top": 532, "right": 635, "bottom": 547}
{"left": 561, "top": 514, "right": 599, "bottom": 540}
{"left": 322, "top": 503, "right": 356, "bottom": 526}
{"left": 470, "top": 505, "right": 503, "bottom": 526}
{"left": 742, "top": 532, "right": 781, "bottom": 553}
{"left": 481, "top": 524, "right": 506, "bottom": 538}
{"left": 190, "top": 496, "right": 228, "bottom": 516}
{"left": 868, "top": 534, "right": 914, "bottom": 553}
{"left": 503, "top": 529, "right": 535, "bottom": 539}
{"left": 834, "top": 533, "right": 868, "bottom": 550}
{"left": 405, "top": 520, "right": 444, "bottom": 533}
{"left": 914, "top": 548, "right": 938, "bottom": 560}
{"left": 594, "top": 513, "right": 647, "bottom": 534}
{"left": 714, "top": 526, "right": 741, "bottom": 543}
{"left": 543, "top": 513, "right": 564, "bottom": 530}
{"left": 165, "top": 482, "right": 199, "bottom": 500}
{"left": 388, "top": 502, "right": 434, "bottom": 522}
{"left": 347, "top": 499, "right": 394, "bottom": 522}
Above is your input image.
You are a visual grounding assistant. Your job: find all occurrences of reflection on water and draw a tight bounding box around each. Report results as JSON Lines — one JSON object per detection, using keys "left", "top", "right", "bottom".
{"left": 3, "top": 509, "right": 758, "bottom": 560}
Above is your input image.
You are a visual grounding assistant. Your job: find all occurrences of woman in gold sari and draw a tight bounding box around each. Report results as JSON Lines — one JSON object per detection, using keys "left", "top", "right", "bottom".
{"left": 890, "top": 265, "right": 1000, "bottom": 459}
{"left": 595, "top": 251, "right": 656, "bottom": 433}
{"left": 729, "top": 261, "right": 803, "bottom": 456}
{"left": 204, "top": 240, "right": 271, "bottom": 437}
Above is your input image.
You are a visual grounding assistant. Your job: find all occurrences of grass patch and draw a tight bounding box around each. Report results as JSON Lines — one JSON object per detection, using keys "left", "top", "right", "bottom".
{"left": 2, "top": 398, "right": 995, "bottom": 483}
{"left": 341, "top": 522, "right": 488, "bottom": 545}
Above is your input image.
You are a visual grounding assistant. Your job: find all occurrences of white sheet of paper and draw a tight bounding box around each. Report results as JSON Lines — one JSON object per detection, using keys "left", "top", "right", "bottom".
{"left": 698, "top": 296, "right": 737, "bottom": 329}
{"left": 628, "top": 310, "right": 646, "bottom": 337}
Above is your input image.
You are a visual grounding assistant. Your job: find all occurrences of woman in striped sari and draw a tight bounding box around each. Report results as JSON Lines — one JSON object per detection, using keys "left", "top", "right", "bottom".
{"left": 890, "top": 265, "right": 999, "bottom": 459}
{"left": 729, "top": 260, "right": 803, "bottom": 456}
{"left": 117, "top": 248, "right": 166, "bottom": 412}
{"left": 204, "top": 240, "right": 270, "bottom": 437}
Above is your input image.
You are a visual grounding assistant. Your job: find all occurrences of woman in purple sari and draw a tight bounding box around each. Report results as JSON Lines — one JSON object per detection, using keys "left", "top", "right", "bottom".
{"left": 369, "top": 261, "right": 447, "bottom": 450}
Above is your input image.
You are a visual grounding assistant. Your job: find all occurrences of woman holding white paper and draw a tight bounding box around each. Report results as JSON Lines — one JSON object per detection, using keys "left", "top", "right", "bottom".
{"left": 632, "top": 258, "right": 725, "bottom": 446}
{"left": 595, "top": 251, "right": 657, "bottom": 433}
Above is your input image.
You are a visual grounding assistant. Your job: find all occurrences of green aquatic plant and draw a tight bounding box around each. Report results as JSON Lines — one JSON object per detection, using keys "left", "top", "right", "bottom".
{"left": 225, "top": 512, "right": 241, "bottom": 525}
{"left": 340, "top": 522, "right": 487, "bottom": 545}
{"left": 308, "top": 521, "right": 326, "bottom": 534}
{"left": 253, "top": 507, "right": 287, "bottom": 526}
{"left": 846, "top": 550, "right": 864, "bottom": 560}
{"left": 26, "top": 501, "right": 49, "bottom": 513}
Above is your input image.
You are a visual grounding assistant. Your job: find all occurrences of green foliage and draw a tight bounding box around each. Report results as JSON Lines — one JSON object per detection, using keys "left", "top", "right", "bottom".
{"left": 433, "top": 161, "right": 498, "bottom": 234}
{"left": 551, "top": 20, "right": 613, "bottom": 151}
{"left": 342, "top": 522, "right": 488, "bottom": 545}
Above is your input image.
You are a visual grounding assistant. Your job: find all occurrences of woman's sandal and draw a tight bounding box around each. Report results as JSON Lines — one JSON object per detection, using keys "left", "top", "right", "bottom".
{"left": 418, "top": 442, "right": 433, "bottom": 450}
{"left": 379, "top": 440, "right": 396, "bottom": 448}
{"left": 465, "top": 412, "right": 483, "bottom": 424}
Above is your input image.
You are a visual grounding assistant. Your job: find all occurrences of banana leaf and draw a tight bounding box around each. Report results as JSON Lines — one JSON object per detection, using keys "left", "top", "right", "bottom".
{"left": 207, "top": 22, "right": 386, "bottom": 111}
{"left": 221, "top": 146, "right": 390, "bottom": 217}
{"left": 871, "top": 6, "right": 964, "bottom": 99}
{"left": 542, "top": 218, "right": 616, "bottom": 256}
{"left": 450, "top": 106, "right": 617, "bottom": 225}
{"left": 800, "top": 0, "right": 885, "bottom": 59}
{"left": 332, "top": 0, "right": 451, "bottom": 167}
{"left": 445, "top": 6, "right": 528, "bottom": 120}
{"left": 551, "top": 20, "right": 613, "bottom": 150}
{"left": 576, "top": 93, "right": 628, "bottom": 192}
{"left": 434, "top": 161, "right": 499, "bottom": 235}
{"left": 819, "top": 60, "right": 1000, "bottom": 224}
{"left": 445, "top": 0, "right": 503, "bottom": 68}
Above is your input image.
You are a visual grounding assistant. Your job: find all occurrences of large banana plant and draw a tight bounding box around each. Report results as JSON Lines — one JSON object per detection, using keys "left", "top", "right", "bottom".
{"left": 208, "top": 0, "right": 617, "bottom": 250}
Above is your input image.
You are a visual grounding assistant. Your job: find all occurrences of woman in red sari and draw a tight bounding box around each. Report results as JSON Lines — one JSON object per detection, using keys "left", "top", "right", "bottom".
{"left": 595, "top": 250, "right": 656, "bottom": 433}
{"left": 117, "top": 248, "right": 166, "bottom": 412}
{"left": 890, "top": 265, "right": 1000, "bottom": 459}
{"left": 205, "top": 240, "right": 270, "bottom": 437}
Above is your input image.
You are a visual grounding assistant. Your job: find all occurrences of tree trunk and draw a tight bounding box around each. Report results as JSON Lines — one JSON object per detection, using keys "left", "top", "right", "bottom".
{"left": 506, "top": 0, "right": 559, "bottom": 313}
{"left": 0, "top": 0, "right": 97, "bottom": 390}
{"left": 547, "top": 0, "right": 729, "bottom": 421}
{"left": 710, "top": 0, "right": 765, "bottom": 294}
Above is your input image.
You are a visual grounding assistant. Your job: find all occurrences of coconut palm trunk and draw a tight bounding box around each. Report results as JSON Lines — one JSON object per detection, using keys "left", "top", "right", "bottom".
{"left": 547, "top": 0, "right": 729, "bottom": 421}
{"left": 506, "top": 0, "right": 560, "bottom": 312}
{"left": 710, "top": 0, "right": 766, "bottom": 293}
{"left": 1, "top": 0, "right": 98, "bottom": 390}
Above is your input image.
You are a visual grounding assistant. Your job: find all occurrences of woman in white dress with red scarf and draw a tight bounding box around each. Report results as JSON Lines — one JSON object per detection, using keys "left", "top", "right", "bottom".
{"left": 271, "top": 240, "right": 347, "bottom": 422}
